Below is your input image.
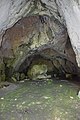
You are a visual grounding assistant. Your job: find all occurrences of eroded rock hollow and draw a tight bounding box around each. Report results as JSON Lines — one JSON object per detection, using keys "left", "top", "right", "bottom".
{"left": 0, "top": 0, "right": 80, "bottom": 81}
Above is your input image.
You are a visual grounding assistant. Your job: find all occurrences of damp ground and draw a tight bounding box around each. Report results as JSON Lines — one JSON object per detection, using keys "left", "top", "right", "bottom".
{"left": 0, "top": 79, "right": 80, "bottom": 120}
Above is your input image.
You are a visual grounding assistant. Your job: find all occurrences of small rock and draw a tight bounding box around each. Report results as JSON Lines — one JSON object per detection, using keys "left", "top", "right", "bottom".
{"left": 20, "top": 80, "right": 24, "bottom": 83}
{"left": 70, "top": 96, "right": 74, "bottom": 99}
{"left": 14, "top": 98, "right": 17, "bottom": 101}
{"left": 22, "top": 102, "right": 25, "bottom": 104}
{"left": 60, "top": 85, "right": 62, "bottom": 87}
{"left": 1, "top": 97, "right": 4, "bottom": 100}
{"left": 77, "top": 91, "right": 80, "bottom": 98}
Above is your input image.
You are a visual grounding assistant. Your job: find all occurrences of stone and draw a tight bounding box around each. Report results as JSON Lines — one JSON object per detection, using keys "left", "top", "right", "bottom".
{"left": 66, "top": 74, "right": 72, "bottom": 80}
{"left": 20, "top": 73, "right": 26, "bottom": 80}
{"left": 11, "top": 72, "right": 20, "bottom": 81}
{"left": 27, "top": 64, "right": 47, "bottom": 80}
{"left": 77, "top": 91, "right": 80, "bottom": 98}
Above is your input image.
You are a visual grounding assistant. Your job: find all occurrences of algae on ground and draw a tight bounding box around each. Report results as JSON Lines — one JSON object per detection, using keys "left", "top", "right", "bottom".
{"left": 0, "top": 80, "right": 80, "bottom": 120}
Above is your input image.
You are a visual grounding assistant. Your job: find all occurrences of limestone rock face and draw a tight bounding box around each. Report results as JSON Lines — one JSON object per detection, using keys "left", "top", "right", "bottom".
{"left": 0, "top": 0, "right": 62, "bottom": 46}
{"left": 0, "top": 0, "right": 31, "bottom": 32}
{"left": 0, "top": 15, "right": 78, "bottom": 80}
{"left": 0, "top": 0, "right": 80, "bottom": 68}
{"left": 0, "top": 0, "right": 79, "bottom": 80}
{"left": 56, "top": 0, "right": 80, "bottom": 67}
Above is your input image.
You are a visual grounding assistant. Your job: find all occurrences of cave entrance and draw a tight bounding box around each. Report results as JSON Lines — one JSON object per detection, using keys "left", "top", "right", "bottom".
{"left": 0, "top": 15, "right": 78, "bottom": 82}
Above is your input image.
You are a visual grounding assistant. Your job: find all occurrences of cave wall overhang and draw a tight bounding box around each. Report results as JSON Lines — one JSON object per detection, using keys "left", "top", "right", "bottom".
{"left": 0, "top": 0, "right": 80, "bottom": 81}
{"left": 1, "top": 15, "right": 78, "bottom": 80}
{"left": 56, "top": 0, "right": 80, "bottom": 67}
{"left": 0, "top": 0, "right": 80, "bottom": 68}
{"left": 0, "top": 0, "right": 63, "bottom": 45}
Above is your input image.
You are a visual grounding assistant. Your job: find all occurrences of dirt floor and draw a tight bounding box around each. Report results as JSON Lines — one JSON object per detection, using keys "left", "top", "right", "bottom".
{"left": 0, "top": 79, "right": 80, "bottom": 120}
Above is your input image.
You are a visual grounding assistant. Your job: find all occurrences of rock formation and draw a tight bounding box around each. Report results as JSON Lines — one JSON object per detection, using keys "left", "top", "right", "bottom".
{"left": 0, "top": 0, "right": 80, "bottom": 81}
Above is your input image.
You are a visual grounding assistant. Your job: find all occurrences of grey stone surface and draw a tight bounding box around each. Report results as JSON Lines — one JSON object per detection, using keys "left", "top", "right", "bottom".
{"left": 0, "top": 0, "right": 80, "bottom": 81}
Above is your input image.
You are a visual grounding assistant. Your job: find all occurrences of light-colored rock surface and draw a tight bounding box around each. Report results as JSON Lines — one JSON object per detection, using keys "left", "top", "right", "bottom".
{"left": 56, "top": 0, "right": 80, "bottom": 67}
{"left": 78, "top": 90, "right": 80, "bottom": 98}
{"left": 0, "top": 0, "right": 31, "bottom": 32}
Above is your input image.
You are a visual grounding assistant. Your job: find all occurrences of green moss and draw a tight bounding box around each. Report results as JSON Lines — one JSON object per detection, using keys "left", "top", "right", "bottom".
{"left": 3, "top": 45, "right": 29, "bottom": 80}
{"left": 46, "top": 27, "right": 53, "bottom": 40}
{"left": 0, "top": 60, "right": 5, "bottom": 82}
{"left": 11, "top": 72, "right": 26, "bottom": 82}
{"left": 12, "top": 45, "right": 30, "bottom": 71}
{"left": 11, "top": 72, "right": 20, "bottom": 82}
{"left": 0, "top": 80, "right": 79, "bottom": 120}
{"left": 20, "top": 73, "right": 26, "bottom": 80}
{"left": 27, "top": 64, "right": 47, "bottom": 79}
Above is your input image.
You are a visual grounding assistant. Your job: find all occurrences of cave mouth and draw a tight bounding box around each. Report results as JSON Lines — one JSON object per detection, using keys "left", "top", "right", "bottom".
{"left": 17, "top": 54, "right": 79, "bottom": 81}
{"left": 0, "top": 1, "right": 80, "bottom": 120}
{"left": 0, "top": 15, "right": 79, "bottom": 82}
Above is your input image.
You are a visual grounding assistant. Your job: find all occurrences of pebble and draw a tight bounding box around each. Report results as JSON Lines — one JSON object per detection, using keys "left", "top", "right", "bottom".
{"left": 70, "top": 96, "right": 73, "bottom": 99}
{"left": 22, "top": 101, "right": 25, "bottom": 104}
{"left": 14, "top": 98, "right": 17, "bottom": 101}
{"left": 1, "top": 97, "right": 4, "bottom": 100}
{"left": 60, "top": 85, "right": 62, "bottom": 87}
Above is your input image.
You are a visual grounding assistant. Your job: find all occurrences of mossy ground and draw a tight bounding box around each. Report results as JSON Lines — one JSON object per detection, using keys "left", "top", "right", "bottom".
{"left": 0, "top": 79, "right": 80, "bottom": 120}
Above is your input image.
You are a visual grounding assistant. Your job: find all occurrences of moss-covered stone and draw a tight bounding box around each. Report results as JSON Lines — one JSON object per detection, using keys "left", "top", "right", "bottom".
{"left": 20, "top": 73, "right": 26, "bottom": 80}
{"left": 11, "top": 72, "right": 20, "bottom": 82}
{"left": 27, "top": 64, "right": 47, "bottom": 80}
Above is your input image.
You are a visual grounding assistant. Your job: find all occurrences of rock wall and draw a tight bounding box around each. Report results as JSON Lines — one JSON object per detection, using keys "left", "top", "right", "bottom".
{"left": 0, "top": 0, "right": 62, "bottom": 46}
{"left": 0, "top": 15, "right": 78, "bottom": 80}
{"left": 56, "top": 0, "right": 80, "bottom": 67}
{"left": 0, "top": 0, "right": 79, "bottom": 81}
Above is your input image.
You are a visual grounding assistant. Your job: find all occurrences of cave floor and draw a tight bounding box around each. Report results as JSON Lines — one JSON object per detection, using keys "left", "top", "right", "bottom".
{"left": 0, "top": 79, "right": 80, "bottom": 120}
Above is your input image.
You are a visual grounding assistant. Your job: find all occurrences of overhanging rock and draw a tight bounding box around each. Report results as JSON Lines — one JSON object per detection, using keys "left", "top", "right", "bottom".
{"left": 56, "top": 0, "right": 80, "bottom": 67}
{"left": 0, "top": 0, "right": 80, "bottom": 81}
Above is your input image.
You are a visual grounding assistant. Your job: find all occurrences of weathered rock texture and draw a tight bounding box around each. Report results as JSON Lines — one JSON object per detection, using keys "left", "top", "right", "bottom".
{"left": 0, "top": 0, "right": 80, "bottom": 80}
{"left": 0, "top": 0, "right": 62, "bottom": 46}
{"left": 56, "top": 0, "right": 80, "bottom": 67}
{"left": 0, "top": 15, "right": 78, "bottom": 80}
